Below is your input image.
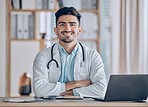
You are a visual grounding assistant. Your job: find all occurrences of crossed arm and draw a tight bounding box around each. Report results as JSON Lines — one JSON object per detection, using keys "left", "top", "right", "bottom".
{"left": 60, "top": 80, "right": 91, "bottom": 96}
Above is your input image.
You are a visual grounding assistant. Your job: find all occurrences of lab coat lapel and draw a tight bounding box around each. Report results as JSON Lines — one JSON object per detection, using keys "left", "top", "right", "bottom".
{"left": 52, "top": 43, "right": 61, "bottom": 78}
{"left": 74, "top": 44, "right": 83, "bottom": 80}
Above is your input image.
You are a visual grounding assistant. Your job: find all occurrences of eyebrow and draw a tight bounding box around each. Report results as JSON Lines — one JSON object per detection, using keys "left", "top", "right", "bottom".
{"left": 57, "top": 22, "right": 77, "bottom": 25}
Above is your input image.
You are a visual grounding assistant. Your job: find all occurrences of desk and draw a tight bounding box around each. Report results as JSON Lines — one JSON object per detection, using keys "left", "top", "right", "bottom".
{"left": 0, "top": 97, "right": 148, "bottom": 107}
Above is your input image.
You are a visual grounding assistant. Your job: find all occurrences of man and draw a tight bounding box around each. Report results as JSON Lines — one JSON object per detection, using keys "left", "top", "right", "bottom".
{"left": 33, "top": 7, "right": 107, "bottom": 99}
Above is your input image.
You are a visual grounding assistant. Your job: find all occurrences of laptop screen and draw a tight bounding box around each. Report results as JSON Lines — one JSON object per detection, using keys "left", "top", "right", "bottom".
{"left": 101, "top": 74, "right": 148, "bottom": 101}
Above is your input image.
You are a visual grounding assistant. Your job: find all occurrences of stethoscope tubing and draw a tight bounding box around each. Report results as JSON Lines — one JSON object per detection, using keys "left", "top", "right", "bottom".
{"left": 47, "top": 42, "right": 84, "bottom": 69}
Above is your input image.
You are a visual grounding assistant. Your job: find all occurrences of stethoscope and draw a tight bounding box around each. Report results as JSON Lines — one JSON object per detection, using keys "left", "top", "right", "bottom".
{"left": 47, "top": 42, "right": 85, "bottom": 69}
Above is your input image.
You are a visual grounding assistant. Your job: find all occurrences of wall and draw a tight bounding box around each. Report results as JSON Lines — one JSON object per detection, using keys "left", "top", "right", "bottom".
{"left": 0, "top": 0, "right": 40, "bottom": 96}
{"left": 0, "top": 0, "right": 6, "bottom": 96}
{"left": 11, "top": 41, "right": 39, "bottom": 96}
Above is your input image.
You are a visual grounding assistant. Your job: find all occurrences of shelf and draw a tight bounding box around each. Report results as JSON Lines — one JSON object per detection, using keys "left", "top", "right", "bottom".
{"left": 78, "top": 38, "right": 98, "bottom": 42}
{"left": 11, "top": 39, "right": 40, "bottom": 42}
{"left": 79, "top": 10, "right": 98, "bottom": 13}
{"left": 11, "top": 38, "right": 98, "bottom": 42}
{"left": 10, "top": 9, "right": 57, "bottom": 13}
{"left": 10, "top": 9, "right": 98, "bottom": 13}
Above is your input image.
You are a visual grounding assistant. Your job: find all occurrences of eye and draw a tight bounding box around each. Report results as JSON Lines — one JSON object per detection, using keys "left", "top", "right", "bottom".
{"left": 70, "top": 23, "right": 76, "bottom": 26}
{"left": 59, "top": 23, "right": 65, "bottom": 26}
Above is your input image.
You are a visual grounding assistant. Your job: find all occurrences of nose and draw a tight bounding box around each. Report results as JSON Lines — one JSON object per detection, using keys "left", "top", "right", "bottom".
{"left": 65, "top": 24, "right": 71, "bottom": 31}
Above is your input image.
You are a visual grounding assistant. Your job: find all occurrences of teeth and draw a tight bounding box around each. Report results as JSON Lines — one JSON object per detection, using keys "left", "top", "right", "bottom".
{"left": 62, "top": 32, "right": 73, "bottom": 35}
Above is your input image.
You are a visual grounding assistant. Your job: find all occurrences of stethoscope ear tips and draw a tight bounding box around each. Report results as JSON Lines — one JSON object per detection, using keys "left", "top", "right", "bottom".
{"left": 80, "top": 62, "right": 86, "bottom": 68}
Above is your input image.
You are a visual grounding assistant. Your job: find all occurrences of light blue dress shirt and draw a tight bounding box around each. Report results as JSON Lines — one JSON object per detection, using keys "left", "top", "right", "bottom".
{"left": 58, "top": 42, "right": 79, "bottom": 95}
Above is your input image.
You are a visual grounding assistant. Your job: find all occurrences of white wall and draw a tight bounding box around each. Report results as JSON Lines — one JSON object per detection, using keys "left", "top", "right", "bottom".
{"left": 0, "top": 0, "right": 6, "bottom": 96}
{"left": 11, "top": 41, "right": 39, "bottom": 96}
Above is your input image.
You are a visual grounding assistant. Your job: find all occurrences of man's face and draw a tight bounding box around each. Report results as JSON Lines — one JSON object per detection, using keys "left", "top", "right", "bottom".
{"left": 54, "top": 15, "right": 82, "bottom": 43}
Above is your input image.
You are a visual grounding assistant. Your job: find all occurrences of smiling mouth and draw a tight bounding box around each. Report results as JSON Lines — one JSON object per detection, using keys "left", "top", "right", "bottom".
{"left": 61, "top": 31, "right": 74, "bottom": 36}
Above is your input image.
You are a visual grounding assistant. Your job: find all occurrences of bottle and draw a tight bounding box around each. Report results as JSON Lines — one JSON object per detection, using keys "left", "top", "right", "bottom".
{"left": 19, "top": 72, "right": 32, "bottom": 96}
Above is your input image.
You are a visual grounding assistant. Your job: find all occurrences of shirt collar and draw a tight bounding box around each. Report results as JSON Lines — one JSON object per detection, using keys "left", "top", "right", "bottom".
{"left": 58, "top": 42, "right": 79, "bottom": 55}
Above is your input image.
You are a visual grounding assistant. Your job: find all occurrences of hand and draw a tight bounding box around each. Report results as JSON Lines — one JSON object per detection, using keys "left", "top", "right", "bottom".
{"left": 65, "top": 80, "right": 91, "bottom": 91}
{"left": 60, "top": 90, "right": 73, "bottom": 96}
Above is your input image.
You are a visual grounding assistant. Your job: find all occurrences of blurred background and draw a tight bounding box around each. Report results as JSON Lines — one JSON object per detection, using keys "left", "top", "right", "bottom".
{"left": 0, "top": 0, "right": 148, "bottom": 97}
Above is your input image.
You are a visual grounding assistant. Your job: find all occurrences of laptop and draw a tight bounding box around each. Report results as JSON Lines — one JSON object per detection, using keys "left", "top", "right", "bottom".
{"left": 95, "top": 74, "right": 148, "bottom": 102}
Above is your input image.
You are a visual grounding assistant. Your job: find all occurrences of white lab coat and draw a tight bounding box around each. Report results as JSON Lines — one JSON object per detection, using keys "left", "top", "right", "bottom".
{"left": 33, "top": 42, "right": 107, "bottom": 98}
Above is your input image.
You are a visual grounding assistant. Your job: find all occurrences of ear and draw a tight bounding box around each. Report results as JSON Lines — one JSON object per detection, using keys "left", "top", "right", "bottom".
{"left": 78, "top": 27, "right": 82, "bottom": 35}
{"left": 54, "top": 27, "right": 58, "bottom": 35}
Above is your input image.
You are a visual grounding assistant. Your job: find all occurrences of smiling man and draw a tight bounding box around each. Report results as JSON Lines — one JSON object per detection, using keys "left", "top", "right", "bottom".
{"left": 33, "top": 7, "right": 107, "bottom": 99}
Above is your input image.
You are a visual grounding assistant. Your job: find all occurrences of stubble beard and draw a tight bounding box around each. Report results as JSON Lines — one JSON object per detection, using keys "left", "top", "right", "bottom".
{"left": 61, "top": 38, "right": 73, "bottom": 43}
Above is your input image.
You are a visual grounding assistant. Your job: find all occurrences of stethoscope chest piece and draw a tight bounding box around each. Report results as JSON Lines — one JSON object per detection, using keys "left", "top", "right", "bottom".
{"left": 80, "top": 62, "right": 86, "bottom": 68}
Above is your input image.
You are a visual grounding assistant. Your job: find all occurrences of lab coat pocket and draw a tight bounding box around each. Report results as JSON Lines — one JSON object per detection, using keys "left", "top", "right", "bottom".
{"left": 79, "top": 68, "right": 90, "bottom": 79}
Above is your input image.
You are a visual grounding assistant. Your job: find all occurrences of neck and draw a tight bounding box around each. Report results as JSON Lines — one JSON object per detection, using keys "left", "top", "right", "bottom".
{"left": 59, "top": 41, "right": 77, "bottom": 54}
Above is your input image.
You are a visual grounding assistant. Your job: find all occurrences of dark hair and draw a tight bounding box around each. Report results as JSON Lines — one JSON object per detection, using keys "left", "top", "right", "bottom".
{"left": 55, "top": 7, "right": 81, "bottom": 26}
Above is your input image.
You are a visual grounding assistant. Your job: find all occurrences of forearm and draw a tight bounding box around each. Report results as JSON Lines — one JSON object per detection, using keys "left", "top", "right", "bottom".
{"left": 75, "top": 81, "right": 107, "bottom": 98}
{"left": 60, "top": 80, "right": 91, "bottom": 96}
{"left": 65, "top": 80, "right": 91, "bottom": 91}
